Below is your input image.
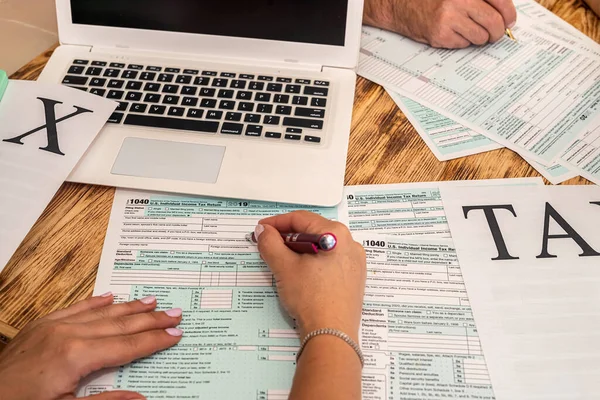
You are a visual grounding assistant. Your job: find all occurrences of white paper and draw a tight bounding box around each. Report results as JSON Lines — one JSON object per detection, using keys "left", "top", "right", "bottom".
{"left": 0, "top": 80, "right": 116, "bottom": 272}
{"left": 440, "top": 185, "right": 600, "bottom": 400}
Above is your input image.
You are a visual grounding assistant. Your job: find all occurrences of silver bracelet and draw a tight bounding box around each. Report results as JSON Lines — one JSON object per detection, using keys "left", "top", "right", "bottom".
{"left": 296, "top": 328, "right": 364, "bottom": 367}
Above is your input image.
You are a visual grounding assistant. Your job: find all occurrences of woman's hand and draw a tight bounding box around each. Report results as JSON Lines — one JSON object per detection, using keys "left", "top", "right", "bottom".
{"left": 0, "top": 294, "right": 183, "bottom": 400}
{"left": 256, "top": 211, "right": 367, "bottom": 342}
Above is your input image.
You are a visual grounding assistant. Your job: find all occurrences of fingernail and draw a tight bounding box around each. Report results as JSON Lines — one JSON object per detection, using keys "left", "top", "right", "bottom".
{"left": 140, "top": 295, "right": 156, "bottom": 305}
{"left": 165, "top": 308, "right": 182, "bottom": 317}
{"left": 165, "top": 328, "right": 183, "bottom": 337}
{"left": 99, "top": 291, "right": 113, "bottom": 297}
{"left": 508, "top": 21, "right": 516, "bottom": 28}
{"left": 254, "top": 224, "right": 265, "bottom": 241}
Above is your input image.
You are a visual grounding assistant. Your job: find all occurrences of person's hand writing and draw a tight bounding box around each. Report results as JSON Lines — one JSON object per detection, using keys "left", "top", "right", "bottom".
{"left": 0, "top": 294, "right": 183, "bottom": 400}
{"left": 364, "top": 0, "right": 517, "bottom": 48}
{"left": 255, "top": 211, "right": 367, "bottom": 342}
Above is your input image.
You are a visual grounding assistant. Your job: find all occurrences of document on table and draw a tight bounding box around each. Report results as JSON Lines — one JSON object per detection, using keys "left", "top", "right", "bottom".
{"left": 359, "top": 16, "right": 600, "bottom": 165}
{"left": 0, "top": 81, "right": 116, "bottom": 273}
{"left": 355, "top": 233, "right": 495, "bottom": 400}
{"left": 387, "top": 90, "right": 578, "bottom": 184}
{"left": 440, "top": 185, "right": 600, "bottom": 400}
{"left": 340, "top": 178, "right": 543, "bottom": 238}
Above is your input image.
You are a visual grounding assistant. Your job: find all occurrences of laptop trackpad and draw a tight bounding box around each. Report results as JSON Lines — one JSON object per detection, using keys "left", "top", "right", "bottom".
{"left": 111, "top": 137, "right": 225, "bottom": 183}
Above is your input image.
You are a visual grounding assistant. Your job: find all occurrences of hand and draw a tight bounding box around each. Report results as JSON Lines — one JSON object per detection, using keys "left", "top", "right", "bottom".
{"left": 364, "top": 0, "right": 517, "bottom": 48}
{"left": 255, "top": 211, "right": 367, "bottom": 342}
{"left": 0, "top": 294, "right": 183, "bottom": 400}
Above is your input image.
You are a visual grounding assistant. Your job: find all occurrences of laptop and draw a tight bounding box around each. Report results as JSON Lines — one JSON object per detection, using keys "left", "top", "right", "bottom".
{"left": 38, "top": 0, "right": 363, "bottom": 206}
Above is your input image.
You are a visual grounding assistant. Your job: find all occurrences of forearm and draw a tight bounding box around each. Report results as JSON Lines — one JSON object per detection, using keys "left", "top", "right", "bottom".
{"left": 289, "top": 335, "right": 362, "bottom": 400}
{"left": 363, "top": 0, "right": 396, "bottom": 31}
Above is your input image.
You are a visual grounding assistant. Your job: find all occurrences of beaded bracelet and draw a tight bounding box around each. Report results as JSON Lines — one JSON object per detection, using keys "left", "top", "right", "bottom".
{"left": 296, "top": 328, "right": 364, "bottom": 367}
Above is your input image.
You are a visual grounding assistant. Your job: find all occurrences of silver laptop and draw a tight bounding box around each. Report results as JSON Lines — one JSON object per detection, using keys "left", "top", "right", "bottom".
{"left": 38, "top": 0, "right": 363, "bottom": 206}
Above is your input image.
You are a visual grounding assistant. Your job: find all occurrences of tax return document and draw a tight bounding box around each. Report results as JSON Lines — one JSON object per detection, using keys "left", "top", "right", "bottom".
{"left": 440, "top": 185, "right": 600, "bottom": 400}
{"left": 358, "top": 13, "right": 600, "bottom": 166}
{"left": 386, "top": 90, "right": 578, "bottom": 184}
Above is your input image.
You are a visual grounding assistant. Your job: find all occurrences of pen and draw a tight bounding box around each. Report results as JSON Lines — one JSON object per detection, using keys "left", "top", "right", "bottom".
{"left": 246, "top": 232, "right": 337, "bottom": 254}
{"left": 505, "top": 28, "right": 517, "bottom": 42}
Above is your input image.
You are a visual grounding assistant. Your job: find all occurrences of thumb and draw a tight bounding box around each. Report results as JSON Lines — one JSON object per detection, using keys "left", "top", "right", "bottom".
{"left": 78, "top": 390, "right": 146, "bottom": 400}
{"left": 256, "top": 224, "right": 298, "bottom": 273}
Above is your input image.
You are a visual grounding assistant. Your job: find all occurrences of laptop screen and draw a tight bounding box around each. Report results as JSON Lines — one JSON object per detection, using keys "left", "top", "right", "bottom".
{"left": 71, "top": 0, "right": 349, "bottom": 46}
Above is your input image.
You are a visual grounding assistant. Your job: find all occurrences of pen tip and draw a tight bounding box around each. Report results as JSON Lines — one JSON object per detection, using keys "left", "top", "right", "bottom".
{"left": 245, "top": 233, "right": 255, "bottom": 243}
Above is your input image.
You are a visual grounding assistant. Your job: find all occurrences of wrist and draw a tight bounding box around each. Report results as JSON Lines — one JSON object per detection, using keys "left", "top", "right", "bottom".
{"left": 297, "top": 316, "right": 360, "bottom": 344}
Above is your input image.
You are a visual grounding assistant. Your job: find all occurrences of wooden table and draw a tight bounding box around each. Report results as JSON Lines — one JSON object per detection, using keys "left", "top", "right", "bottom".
{"left": 1, "top": 0, "right": 598, "bottom": 344}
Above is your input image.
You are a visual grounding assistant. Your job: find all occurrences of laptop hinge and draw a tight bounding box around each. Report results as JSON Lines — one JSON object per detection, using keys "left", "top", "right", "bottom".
{"left": 90, "top": 46, "right": 323, "bottom": 72}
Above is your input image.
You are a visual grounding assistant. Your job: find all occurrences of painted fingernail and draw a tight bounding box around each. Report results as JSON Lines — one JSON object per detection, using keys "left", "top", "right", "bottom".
{"left": 99, "top": 291, "right": 113, "bottom": 297}
{"left": 140, "top": 295, "right": 156, "bottom": 305}
{"left": 165, "top": 308, "right": 182, "bottom": 317}
{"left": 254, "top": 224, "right": 265, "bottom": 241}
{"left": 165, "top": 328, "right": 183, "bottom": 337}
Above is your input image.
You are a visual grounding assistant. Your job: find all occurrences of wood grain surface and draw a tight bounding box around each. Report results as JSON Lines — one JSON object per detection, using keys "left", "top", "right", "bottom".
{"left": 1, "top": 0, "right": 599, "bottom": 338}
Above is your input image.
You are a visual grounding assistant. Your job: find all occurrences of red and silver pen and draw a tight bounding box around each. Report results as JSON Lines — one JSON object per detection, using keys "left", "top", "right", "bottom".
{"left": 246, "top": 232, "right": 337, "bottom": 254}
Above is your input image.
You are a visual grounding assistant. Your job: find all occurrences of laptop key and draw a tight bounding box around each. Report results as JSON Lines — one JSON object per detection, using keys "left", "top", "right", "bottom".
{"left": 144, "top": 93, "right": 161, "bottom": 103}
{"left": 73, "top": 59, "right": 89, "bottom": 65}
{"left": 126, "top": 92, "right": 143, "bottom": 101}
{"left": 67, "top": 86, "right": 87, "bottom": 91}
{"left": 207, "top": 110, "right": 223, "bottom": 119}
{"left": 181, "top": 86, "right": 197, "bottom": 95}
{"left": 258, "top": 75, "right": 273, "bottom": 81}
{"left": 255, "top": 92, "right": 271, "bottom": 102}
{"left": 239, "top": 74, "right": 255, "bottom": 80}
{"left": 162, "top": 84, "right": 179, "bottom": 94}
{"left": 62, "top": 76, "right": 88, "bottom": 85}
{"left": 165, "top": 67, "right": 181, "bottom": 73}
{"left": 231, "top": 80, "right": 246, "bottom": 89}
{"left": 86, "top": 67, "right": 103, "bottom": 76}
{"left": 200, "top": 88, "right": 216, "bottom": 97}
{"left": 163, "top": 95, "right": 180, "bottom": 105}
{"left": 124, "top": 115, "right": 219, "bottom": 133}
{"left": 201, "top": 99, "right": 217, "bottom": 108}
{"left": 108, "top": 112, "right": 124, "bottom": 123}
{"left": 194, "top": 77, "right": 210, "bottom": 86}
{"left": 116, "top": 101, "right": 129, "bottom": 112}
{"left": 219, "top": 100, "right": 235, "bottom": 110}
{"left": 296, "top": 79, "right": 311, "bottom": 84}
{"left": 286, "top": 128, "right": 302, "bottom": 134}
{"left": 104, "top": 68, "right": 121, "bottom": 78}
{"left": 265, "top": 132, "right": 282, "bottom": 139}
{"left": 140, "top": 72, "right": 156, "bottom": 81}
{"left": 183, "top": 69, "right": 199, "bottom": 75}
{"left": 311, "top": 97, "right": 327, "bottom": 107}
{"left": 68, "top": 65, "right": 85, "bottom": 74}
{"left": 123, "top": 70, "right": 139, "bottom": 79}
{"left": 304, "top": 86, "right": 328, "bottom": 96}
{"left": 249, "top": 82, "right": 265, "bottom": 91}
{"left": 277, "top": 77, "right": 292, "bottom": 83}
{"left": 244, "top": 114, "right": 261, "bottom": 123}
{"left": 89, "top": 78, "right": 106, "bottom": 87}
{"left": 130, "top": 103, "right": 147, "bottom": 113}
{"left": 110, "top": 62, "right": 125, "bottom": 68}
{"left": 182, "top": 97, "right": 198, "bottom": 107}
{"left": 212, "top": 78, "right": 229, "bottom": 87}
{"left": 221, "top": 72, "right": 236, "bottom": 78}
{"left": 126, "top": 81, "right": 143, "bottom": 90}
{"left": 108, "top": 79, "right": 125, "bottom": 89}
{"left": 257, "top": 104, "right": 273, "bottom": 113}
{"left": 128, "top": 64, "right": 144, "bottom": 70}
{"left": 276, "top": 105, "right": 292, "bottom": 115}
{"left": 147, "top": 66, "right": 162, "bottom": 72}
{"left": 107, "top": 90, "right": 124, "bottom": 100}
{"left": 274, "top": 95, "right": 290, "bottom": 104}
{"left": 225, "top": 112, "right": 242, "bottom": 121}
{"left": 202, "top": 71, "right": 218, "bottom": 76}
{"left": 158, "top": 73, "right": 174, "bottom": 83}
{"left": 176, "top": 75, "right": 192, "bottom": 84}
{"left": 168, "top": 107, "right": 185, "bottom": 117}
{"left": 236, "top": 91, "right": 252, "bottom": 100}
{"left": 293, "top": 96, "right": 309, "bottom": 105}
{"left": 295, "top": 107, "right": 325, "bottom": 118}
{"left": 283, "top": 117, "right": 323, "bottom": 130}
{"left": 187, "top": 109, "right": 204, "bottom": 118}
{"left": 144, "top": 83, "right": 161, "bottom": 92}
{"left": 314, "top": 80, "right": 330, "bottom": 87}
{"left": 264, "top": 115, "right": 280, "bottom": 125}
{"left": 245, "top": 125, "right": 263, "bottom": 137}
{"left": 267, "top": 83, "right": 283, "bottom": 92}
{"left": 149, "top": 105, "right": 167, "bottom": 115}
{"left": 92, "top": 61, "right": 107, "bottom": 66}
{"left": 218, "top": 89, "right": 234, "bottom": 99}
{"left": 285, "top": 85, "right": 301, "bottom": 94}
{"left": 284, "top": 134, "right": 301, "bottom": 141}
{"left": 89, "top": 88, "right": 106, "bottom": 96}
{"left": 304, "top": 135, "right": 322, "bottom": 143}
{"left": 238, "top": 102, "right": 254, "bottom": 112}
{"left": 221, "top": 123, "right": 243, "bottom": 135}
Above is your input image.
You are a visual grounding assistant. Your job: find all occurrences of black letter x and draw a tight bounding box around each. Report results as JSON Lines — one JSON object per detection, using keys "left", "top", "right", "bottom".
{"left": 2, "top": 97, "right": 93, "bottom": 156}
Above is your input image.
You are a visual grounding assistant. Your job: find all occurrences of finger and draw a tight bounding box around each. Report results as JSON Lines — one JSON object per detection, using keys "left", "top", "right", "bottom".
{"left": 453, "top": 16, "right": 491, "bottom": 46}
{"left": 259, "top": 211, "right": 337, "bottom": 235}
{"left": 467, "top": 1, "right": 506, "bottom": 43}
{"left": 485, "top": 0, "right": 517, "bottom": 28}
{"left": 79, "top": 309, "right": 183, "bottom": 338}
{"left": 84, "top": 328, "right": 183, "bottom": 373}
{"left": 44, "top": 293, "right": 115, "bottom": 321}
{"left": 62, "top": 296, "right": 158, "bottom": 324}
{"left": 75, "top": 390, "right": 146, "bottom": 400}
{"left": 256, "top": 224, "right": 300, "bottom": 274}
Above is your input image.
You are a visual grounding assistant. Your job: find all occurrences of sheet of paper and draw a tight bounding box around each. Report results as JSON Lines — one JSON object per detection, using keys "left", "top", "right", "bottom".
{"left": 440, "top": 185, "right": 600, "bottom": 400}
{"left": 359, "top": 16, "right": 600, "bottom": 165}
{"left": 355, "top": 233, "right": 496, "bottom": 400}
{"left": 386, "top": 89, "right": 578, "bottom": 184}
{"left": 340, "top": 178, "right": 543, "bottom": 238}
{"left": 0, "top": 80, "right": 116, "bottom": 272}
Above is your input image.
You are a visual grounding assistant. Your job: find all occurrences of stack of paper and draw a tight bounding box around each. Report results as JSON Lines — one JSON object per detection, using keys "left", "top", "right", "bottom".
{"left": 359, "top": 0, "right": 600, "bottom": 185}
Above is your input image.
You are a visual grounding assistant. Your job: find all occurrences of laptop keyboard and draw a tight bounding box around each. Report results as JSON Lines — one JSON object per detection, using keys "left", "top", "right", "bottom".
{"left": 61, "top": 59, "right": 330, "bottom": 144}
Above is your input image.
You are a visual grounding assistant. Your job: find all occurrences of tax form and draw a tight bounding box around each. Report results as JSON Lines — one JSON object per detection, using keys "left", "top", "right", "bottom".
{"left": 340, "top": 178, "right": 543, "bottom": 237}
{"left": 386, "top": 90, "right": 579, "bottom": 184}
{"left": 359, "top": 17, "right": 600, "bottom": 165}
